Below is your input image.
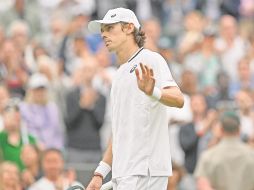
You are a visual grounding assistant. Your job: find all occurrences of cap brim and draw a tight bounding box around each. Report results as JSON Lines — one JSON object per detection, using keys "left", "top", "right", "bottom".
{"left": 88, "top": 20, "right": 119, "bottom": 33}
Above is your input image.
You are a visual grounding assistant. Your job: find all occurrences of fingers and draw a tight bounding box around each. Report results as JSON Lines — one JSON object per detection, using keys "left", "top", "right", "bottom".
{"left": 140, "top": 63, "right": 147, "bottom": 76}
{"left": 135, "top": 68, "right": 141, "bottom": 81}
{"left": 140, "top": 63, "right": 153, "bottom": 78}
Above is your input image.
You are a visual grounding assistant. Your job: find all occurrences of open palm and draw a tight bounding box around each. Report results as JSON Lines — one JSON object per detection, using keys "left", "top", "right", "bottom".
{"left": 135, "top": 63, "right": 155, "bottom": 96}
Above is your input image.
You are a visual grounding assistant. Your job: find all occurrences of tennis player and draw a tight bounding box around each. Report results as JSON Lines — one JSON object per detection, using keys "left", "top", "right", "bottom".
{"left": 86, "top": 7, "right": 184, "bottom": 190}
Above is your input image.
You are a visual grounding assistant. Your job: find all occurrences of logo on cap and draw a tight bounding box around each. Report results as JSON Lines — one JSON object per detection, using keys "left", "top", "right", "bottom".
{"left": 111, "top": 14, "right": 116, "bottom": 18}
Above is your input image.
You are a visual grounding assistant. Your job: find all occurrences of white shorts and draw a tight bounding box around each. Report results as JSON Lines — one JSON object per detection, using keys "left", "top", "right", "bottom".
{"left": 112, "top": 175, "right": 168, "bottom": 190}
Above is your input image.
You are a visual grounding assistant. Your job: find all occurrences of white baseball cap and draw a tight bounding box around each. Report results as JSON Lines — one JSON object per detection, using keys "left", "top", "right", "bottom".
{"left": 88, "top": 7, "right": 140, "bottom": 33}
{"left": 28, "top": 73, "right": 49, "bottom": 89}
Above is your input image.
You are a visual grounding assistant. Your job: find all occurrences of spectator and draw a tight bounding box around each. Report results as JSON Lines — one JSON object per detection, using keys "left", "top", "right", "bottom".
{"left": 66, "top": 34, "right": 94, "bottom": 75}
{"left": 235, "top": 89, "right": 254, "bottom": 142}
{"left": 167, "top": 94, "right": 192, "bottom": 166}
{"left": 0, "top": 39, "right": 28, "bottom": 98}
{"left": 247, "top": 35, "right": 254, "bottom": 74}
{"left": 65, "top": 60, "right": 106, "bottom": 164}
{"left": 0, "top": 85, "right": 10, "bottom": 131}
{"left": 36, "top": 55, "right": 70, "bottom": 134}
{"left": 179, "top": 70, "right": 198, "bottom": 96}
{"left": 179, "top": 94, "right": 218, "bottom": 174}
{"left": 178, "top": 11, "right": 205, "bottom": 62}
{"left": 41, "top": 16, "right": 67, "bottom": 60}
{"left": 185, "top": 28, "right": 221, "bottom": 93}
{"left": 20, "top": 73, "right": 64, "bottom": 150}
{"left": 215, "top": 15, "right": 247, "bottom": 80}
{"left": 206, "top": 71, "right": 234, "bottom": 110}
{"left": 142, "top": 17, "right": 161, "bottom": 52}
{"left": 239, "top": 0, "right": 254, "bottom": 18}
{"left": 0, "top": 98, "right": 36, "bottom": 171}
{"left": 162, "top": 0, "right": 185, "bottom": 40}
{"left": 29, "top": 148, "right": 82, "bottom": 190}
{"left": 220, "top": 0, "right": 241, "bottom": 18}
{"left": 0, "top": 161, "right": 21, "bottom": 190}
{"left": 194, "top": 111, "right": 254, "bottom": 190}
{"left": 20, "top": 144, "right": 42, "bottom": 190}
{"left": 59, "top": 14, "right": 91, "bottom": 74}
{"left": 229, "top": 57, "right": 254, "bottom": 98}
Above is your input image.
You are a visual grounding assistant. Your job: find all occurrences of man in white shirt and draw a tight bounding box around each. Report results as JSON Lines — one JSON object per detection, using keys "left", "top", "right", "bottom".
{"left": 86, "top": 7, "right": 184, "bottom": 190}
{"left": 29, "top": 148, "right": 82, "bottom": 190}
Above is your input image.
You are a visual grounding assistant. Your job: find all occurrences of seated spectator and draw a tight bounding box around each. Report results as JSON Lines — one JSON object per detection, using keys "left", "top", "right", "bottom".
{"left": 194, "top": 111, "right": 254, "bottom": 190}
{"left": 20, "top": 73, "right": 64, "bottom": 150}
{"left": 0, "top": 161, "right": 21, "bottom": 190}
{"left": 20, "top": 144, "right": 42, "bottom": 190}
{"left": 0, "top": 99, "right": 36, "bottom": 171}
{"left": 29, "top": 148, "right": 82, "bottom": 190}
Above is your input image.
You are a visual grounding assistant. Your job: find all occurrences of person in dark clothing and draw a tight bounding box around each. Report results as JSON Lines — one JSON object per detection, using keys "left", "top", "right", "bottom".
{"left": 65, "top": 59, "right": 106, "bottom": 164}
{"left": 179, "top": 94, "right": 218, "bottom": 174}
{"left": 179, "top": 122, "right": 199, "bottom": 174}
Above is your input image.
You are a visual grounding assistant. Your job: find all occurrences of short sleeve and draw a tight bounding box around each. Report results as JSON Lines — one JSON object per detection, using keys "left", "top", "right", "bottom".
{"left": 151, "top": 52, "right": 178, "bottom": 88}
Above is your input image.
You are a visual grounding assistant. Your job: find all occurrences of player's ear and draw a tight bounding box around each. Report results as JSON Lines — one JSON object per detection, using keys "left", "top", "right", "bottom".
{"left": 124, "top": 23, "right": 135, "bottom": 34}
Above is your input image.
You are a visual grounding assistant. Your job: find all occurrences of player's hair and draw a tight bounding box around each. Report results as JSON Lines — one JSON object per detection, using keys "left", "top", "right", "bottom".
{"left": 121, "top": 22, "right": 146, "bottom": 48}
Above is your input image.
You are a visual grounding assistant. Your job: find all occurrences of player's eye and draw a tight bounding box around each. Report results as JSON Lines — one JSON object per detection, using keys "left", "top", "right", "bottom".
{"left": 106, "top": 25, "right": 114, "bottom": 31}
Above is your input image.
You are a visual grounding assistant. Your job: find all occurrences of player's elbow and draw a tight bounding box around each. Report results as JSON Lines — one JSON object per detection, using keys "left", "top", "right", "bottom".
{"left": 174, "top": 90, "right": 184, "bottom": 108}
{"left": 176, "top": 96, "right": 184, "bottom": 108}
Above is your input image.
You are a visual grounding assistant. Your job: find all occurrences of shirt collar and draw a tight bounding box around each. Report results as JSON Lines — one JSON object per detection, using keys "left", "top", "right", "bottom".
{"left": 127, "top": 47, "right": 144, "bottom": 63}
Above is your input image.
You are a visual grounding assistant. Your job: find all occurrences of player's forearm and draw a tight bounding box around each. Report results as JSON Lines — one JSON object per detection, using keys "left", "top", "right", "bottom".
{"left": 94, "top": 138, "right": 112, "bottom": 179}
{"left": 101, "top": 138, "right": 113, "bottom": 166}
{"left": 159, "top": 86, "right": 184, "bottom": 108}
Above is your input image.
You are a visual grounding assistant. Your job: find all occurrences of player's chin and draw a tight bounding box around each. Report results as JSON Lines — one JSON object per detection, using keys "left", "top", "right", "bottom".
{"left": 106, "top": 46, "right": 115, "bottom": 52}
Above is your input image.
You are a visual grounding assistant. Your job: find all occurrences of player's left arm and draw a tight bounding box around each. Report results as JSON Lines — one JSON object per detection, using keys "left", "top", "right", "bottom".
{"left": 160, "top": 86, "right": 184, "bottom": 108}
{"left": 135, "top": 63, "right": 184, "bottom": 108}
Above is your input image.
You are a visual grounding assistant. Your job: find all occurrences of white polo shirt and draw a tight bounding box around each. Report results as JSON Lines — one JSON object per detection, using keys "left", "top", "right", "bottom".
{"left": 111, "top": 48, "right": 178, "bottom": 178}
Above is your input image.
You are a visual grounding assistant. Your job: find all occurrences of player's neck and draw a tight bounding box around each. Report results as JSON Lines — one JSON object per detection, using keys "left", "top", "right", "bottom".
{"left": 116, "top": 43, "right": 140, "bottom": 65}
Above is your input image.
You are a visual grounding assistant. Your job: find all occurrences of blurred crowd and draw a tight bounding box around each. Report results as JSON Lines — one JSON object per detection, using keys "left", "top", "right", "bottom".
{"left": 0, "top": 0, "right": 254, "bottom": 190}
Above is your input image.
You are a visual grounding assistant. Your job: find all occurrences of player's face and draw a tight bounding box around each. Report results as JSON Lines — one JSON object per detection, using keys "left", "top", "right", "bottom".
{"left": 101, "top": 23, "right": 128, "bottom": 52}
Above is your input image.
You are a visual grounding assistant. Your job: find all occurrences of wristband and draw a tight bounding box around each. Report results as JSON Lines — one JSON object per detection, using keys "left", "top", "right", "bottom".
{"left": 94, "top": 161, "right": 111, "bottom": 179}
{"left": 93, "top": 172, "right": 103, "bottom": 179}
{"left": 151, "top": 87, "right": 162, "bottom": 100}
